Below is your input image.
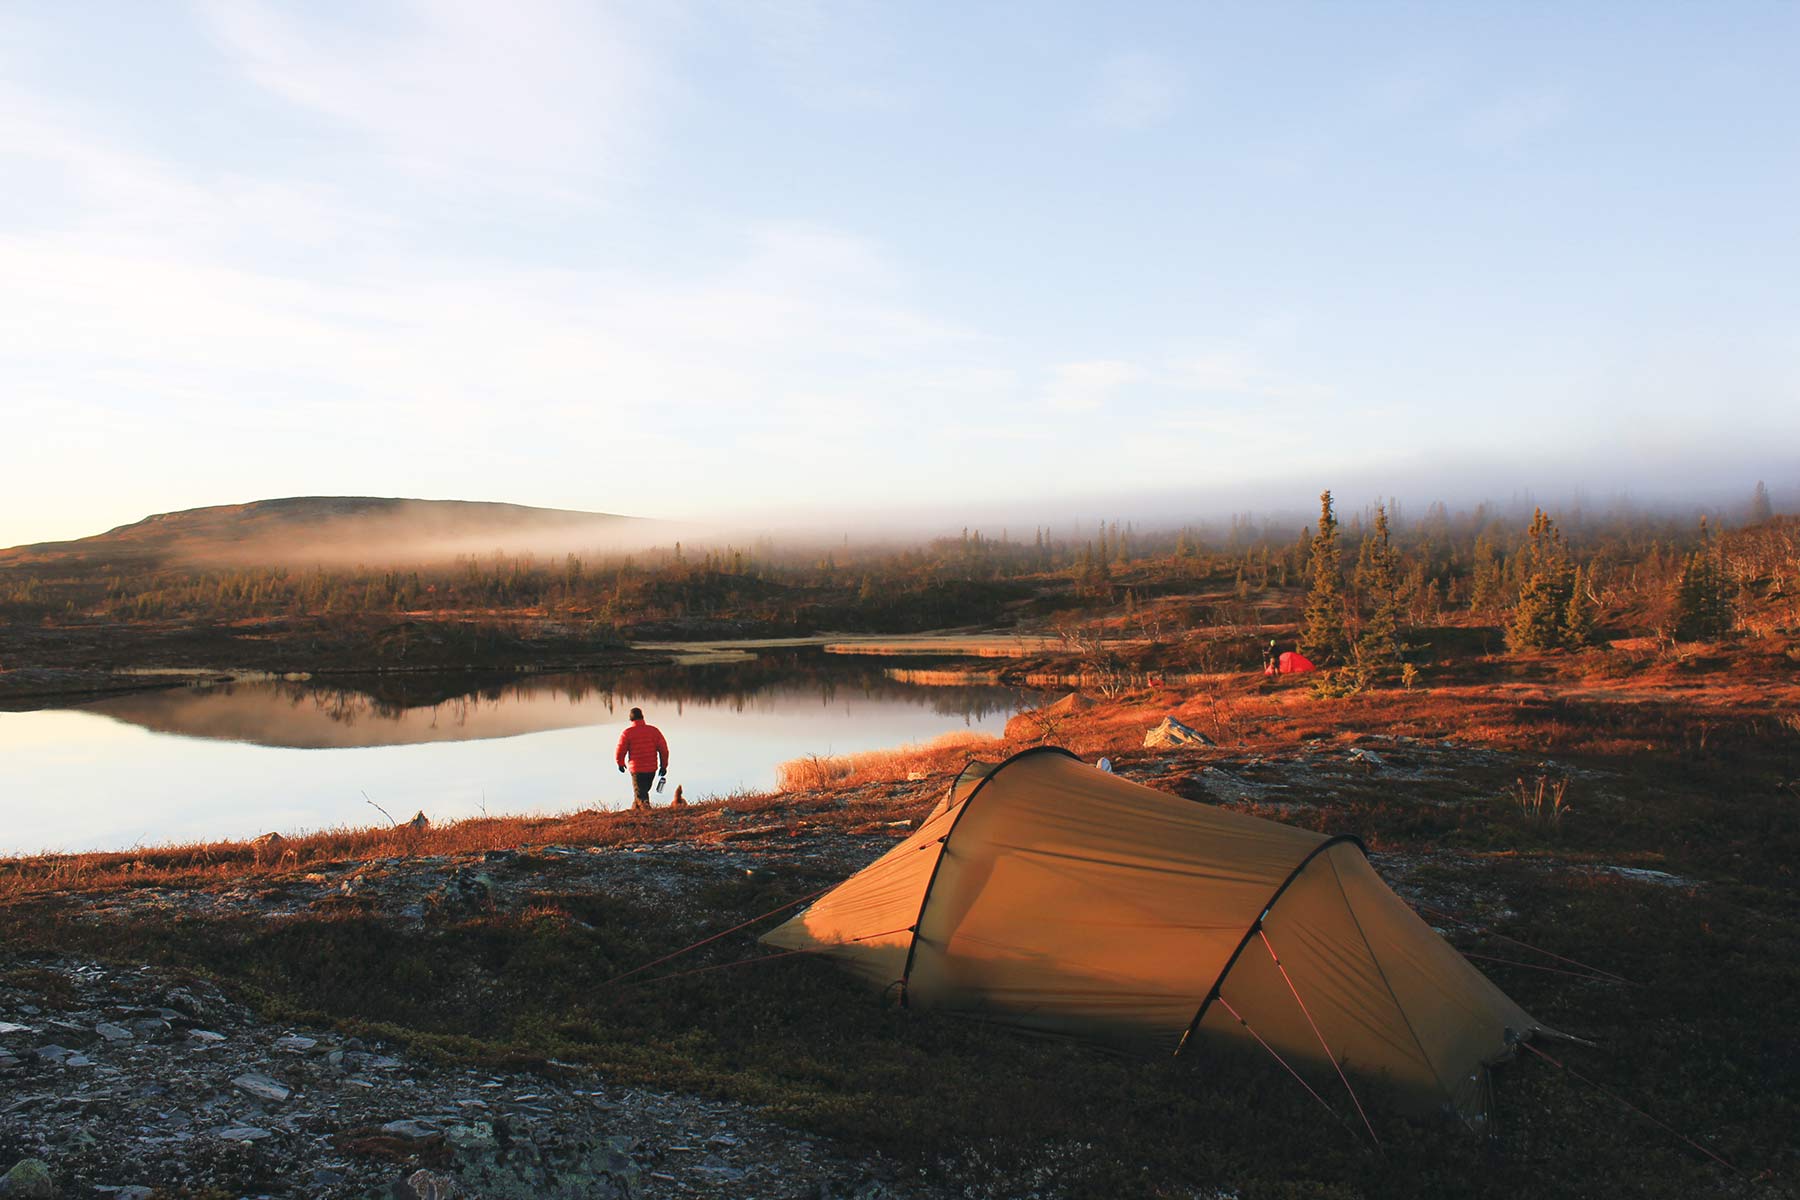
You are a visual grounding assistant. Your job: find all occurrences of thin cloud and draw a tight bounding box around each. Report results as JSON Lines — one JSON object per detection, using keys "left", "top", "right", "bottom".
{"left": 1171, "top": 352, "right": 1335, "bottom": 403}
{"left": 195, "top": 0, "right": 669, "bottom": 193}
{"left": 1084, "top": 52, "right": 1181, "bottom": 131}
{"left": 1465, "top": 88, "right": 1567, "bottom": 148}
{"left": 1043, "top": 360, "right": 1145, "bottom": 412}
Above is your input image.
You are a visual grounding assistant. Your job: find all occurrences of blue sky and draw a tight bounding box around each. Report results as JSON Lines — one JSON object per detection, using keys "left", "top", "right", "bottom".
{"left": 3, "top": 2, "right": 1796, "bottom": 546}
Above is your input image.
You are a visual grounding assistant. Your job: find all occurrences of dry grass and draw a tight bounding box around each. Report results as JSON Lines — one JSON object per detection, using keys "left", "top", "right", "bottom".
{"left": 776, "top": 730, "right": 1003, "bottom": 790}
{"left": 1511, "top": 775, "right": 1573, "bottom": 828}
{"left": 0, "top": 802, "right": 751, "bottom": 900}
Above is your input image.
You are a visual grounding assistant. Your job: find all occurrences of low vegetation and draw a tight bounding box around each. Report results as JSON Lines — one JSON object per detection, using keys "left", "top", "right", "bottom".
{"left": 3, "top": 487, "right": 1797, "bottom": 1195}
{"left": 5, "top": 642, "right": 1798, "bottom": 1197}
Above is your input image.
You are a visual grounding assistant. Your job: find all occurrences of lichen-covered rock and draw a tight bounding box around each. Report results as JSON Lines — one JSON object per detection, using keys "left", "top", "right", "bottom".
{"left": 0, "top": 1159, "right": 57, "bottom": 1199}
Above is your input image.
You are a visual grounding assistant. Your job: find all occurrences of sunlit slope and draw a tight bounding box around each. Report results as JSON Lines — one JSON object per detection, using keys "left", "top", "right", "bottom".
{"left": 0, "top": 497, "right": 651, "bottom": 571}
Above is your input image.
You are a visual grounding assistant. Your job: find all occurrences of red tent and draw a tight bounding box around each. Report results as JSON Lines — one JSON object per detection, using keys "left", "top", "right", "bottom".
{"left": 1278, "top": 650, "right": 1316, "bottom": 674}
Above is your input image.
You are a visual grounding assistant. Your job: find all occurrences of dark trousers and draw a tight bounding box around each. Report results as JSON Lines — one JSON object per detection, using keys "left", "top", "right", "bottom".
{"left": 631, "top": 771, "right": 657, "bottom": 809}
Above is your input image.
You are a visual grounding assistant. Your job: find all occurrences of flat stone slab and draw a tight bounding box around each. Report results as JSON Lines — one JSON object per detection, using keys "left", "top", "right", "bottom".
{"left": 231, "top": 1072, "right": 291, "bottom": 1103}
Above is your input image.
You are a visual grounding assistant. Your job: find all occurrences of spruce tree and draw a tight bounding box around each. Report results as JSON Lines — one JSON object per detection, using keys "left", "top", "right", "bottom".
{"left": 1468, "top": 536, "right": 1505, "bottom": 618}
{"left": 1749, "top": 481, "right": 1774, "bottom": 525}
{"left": 1354, "top": 505, "right": 1402, "bottom": 680}
{"left": 1674, "top": 519, "right": 1733, "bottom": 640}
{"left": 1301, "top": 491, "right": 1350, "bottom": 665}
{"left": 1562, "top": 564, "right": 1597, "bottom": 648}
{"left": 1507, "top": 509, "right": 1572, "bottom": 652}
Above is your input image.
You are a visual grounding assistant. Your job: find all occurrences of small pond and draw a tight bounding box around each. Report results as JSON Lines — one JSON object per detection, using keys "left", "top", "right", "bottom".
{"left": 0, "top": 651, "right": 1040, "bottom": 854}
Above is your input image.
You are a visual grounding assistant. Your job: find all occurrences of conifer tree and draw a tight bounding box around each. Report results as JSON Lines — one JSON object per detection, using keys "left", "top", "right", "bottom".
{"left": 1749, "top": 480, "right": 1774, "bottom": 525}
{"left": 1674, "top": 519, "right": 1733, "bottom": 640}
{"left": 1353, "top": 505, "right": 1402, "bottom": 680}
{"left": 1468, "top": 535, "right": 1505, "bottom": 618}
{"left": 1562, "top": 564, "right": 1597, "bottom": 648}
{"left": 1507, "top": 509, "right": 1572, "bottom": 652}
{"left": 1301, "top": 491, "right": 1350, "bottom": 665}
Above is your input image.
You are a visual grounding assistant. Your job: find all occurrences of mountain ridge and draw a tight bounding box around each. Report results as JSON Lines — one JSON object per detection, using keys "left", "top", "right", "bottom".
{"left": 0, "top": 496, "right": 649, "bottom": 571}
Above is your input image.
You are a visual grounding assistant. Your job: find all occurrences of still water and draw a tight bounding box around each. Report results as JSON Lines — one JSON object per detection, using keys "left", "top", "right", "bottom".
{"left": 0, "top": 653, "right": 1035, "bottom": 855}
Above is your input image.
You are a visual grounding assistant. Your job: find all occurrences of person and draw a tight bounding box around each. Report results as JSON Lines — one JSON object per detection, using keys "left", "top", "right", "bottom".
{"left": 1264, "top": 639, "right": 1280, "bottom": 675}
{"left": 615, "top": 706, "right": 670, "bottom": 810}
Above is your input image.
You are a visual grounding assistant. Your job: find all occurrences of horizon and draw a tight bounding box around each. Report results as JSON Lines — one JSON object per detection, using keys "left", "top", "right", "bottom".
{"left": 4, "top": 476, "right": 1789, "bottom": 564}
{"left": 4, "top": 3, "right": 1799, "bottom": 548}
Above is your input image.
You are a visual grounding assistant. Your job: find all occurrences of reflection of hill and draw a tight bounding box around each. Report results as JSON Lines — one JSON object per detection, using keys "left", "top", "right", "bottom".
{"left": 71, "top": 653, "right": 1037, "bottom": 749}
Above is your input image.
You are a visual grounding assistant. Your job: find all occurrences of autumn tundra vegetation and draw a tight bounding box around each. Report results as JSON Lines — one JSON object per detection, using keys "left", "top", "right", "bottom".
{"left": 2, "top": 488, "right": 1797, "bottom": 1197}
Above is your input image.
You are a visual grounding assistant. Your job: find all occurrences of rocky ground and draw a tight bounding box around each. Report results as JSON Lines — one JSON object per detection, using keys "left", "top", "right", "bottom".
{"left": 0, "top": 955, "right": 938, "bottom": 1200}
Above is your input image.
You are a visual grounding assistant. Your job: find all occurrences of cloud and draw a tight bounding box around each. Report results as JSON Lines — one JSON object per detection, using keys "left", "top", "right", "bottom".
{"left": 1042, "top": 360, "right": 1144, "bottom": 412}
{"left": 1084, "top": 53, "right": 1181, "bottom": 131}
{"left": 1465, "top": 89, "right": 1567, "bottom": 148}
{"left": 1170, "top": 351, "right": 1335, "bottom": 403}
{"left": 194, "top": 0, "right": 669, "bottom": 193}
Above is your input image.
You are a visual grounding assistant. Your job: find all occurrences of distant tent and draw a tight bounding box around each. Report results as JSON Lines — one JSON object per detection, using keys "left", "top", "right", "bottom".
{"left": 1278, "top": 650, "right": 1316, "bottom": 673}
{"left": 763, "top": 747, "right": 1552, "bottom": 1125}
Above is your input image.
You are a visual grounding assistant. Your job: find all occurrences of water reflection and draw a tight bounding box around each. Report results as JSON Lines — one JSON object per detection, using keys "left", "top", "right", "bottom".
{"left": 71, "top": 654, "right": 1031, "bottom": 750}
{"left": 3, "top": 652, "right": 1040, "bottom": 854}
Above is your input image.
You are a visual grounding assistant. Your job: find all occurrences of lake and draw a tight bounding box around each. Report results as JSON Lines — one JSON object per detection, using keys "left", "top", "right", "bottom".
{"left": 0, "top": 651, "right": 1038, "bottom": 855}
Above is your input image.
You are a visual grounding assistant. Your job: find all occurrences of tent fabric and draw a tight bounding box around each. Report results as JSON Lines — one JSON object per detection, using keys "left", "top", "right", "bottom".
{"left": 1279, "top": 651, "right": 1317, "bottom": 673}
{"left": 761, "top": 747, "right": 1547, "bottom": 1124}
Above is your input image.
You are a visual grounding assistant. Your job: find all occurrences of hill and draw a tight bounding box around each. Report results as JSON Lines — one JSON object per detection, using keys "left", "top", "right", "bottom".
{"left": 0, "top": 496, "right": 649, "bottom": 572}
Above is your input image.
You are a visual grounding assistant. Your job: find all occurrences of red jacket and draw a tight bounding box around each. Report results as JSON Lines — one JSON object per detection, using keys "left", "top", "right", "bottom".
{"left": 616, "top": 720, "right": 669, "bottom": 773}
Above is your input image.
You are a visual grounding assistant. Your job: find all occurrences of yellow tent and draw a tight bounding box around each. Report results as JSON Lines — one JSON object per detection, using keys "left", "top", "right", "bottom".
{"left": 762, "top": 746, "right": 1553, "bottom": 1126}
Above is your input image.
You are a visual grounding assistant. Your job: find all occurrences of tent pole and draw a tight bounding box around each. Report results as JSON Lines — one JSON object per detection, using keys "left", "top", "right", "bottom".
{"left": 1173, "top": 833, "right": 1365, "bottom": 1056}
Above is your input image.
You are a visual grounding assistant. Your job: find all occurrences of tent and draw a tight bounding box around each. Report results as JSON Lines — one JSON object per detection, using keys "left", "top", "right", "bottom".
{"left": 1279, "top": 650, "right": 1316, "bottom": 673}
{"left": 762, "top": 747, "right": 1552, "bottom": 1126}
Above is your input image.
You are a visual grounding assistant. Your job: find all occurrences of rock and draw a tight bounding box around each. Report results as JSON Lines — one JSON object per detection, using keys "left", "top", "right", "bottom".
{"left": 231, "top": 1072, "right": 291, "bottom": 1103}
{"left": 251, "top": 832, "right": 288, "bottom": 863}
{"left": 273, "top": 1035, "right": 317, "bottom": 1053}
{"left": 161, "top": 988, "right": 209, "bottom": 1020}
{"left": 391, "top": 1170, "right": 462, "bottom": 1200}
{"left": 379, "top": 1119, "right": 440, "bottom": 1142}
{"left": 94, "top": 1023, "right": 132, "bottom": 1042}
{"left": 694, "top": 1154, "right": 744, "bottom": 1181}
{"left": 407, "top": 811, "right": 431, "bottom": 832}
{"left": 1346, "top": 747, "right": 1384, "bottom": 768}
{"left": 0, "top": 1022, "right": 34, "bottom": 1036}
{"left": 0, "top": 1159, "right": 56, "bottom": 1199}
{"left": 1143, "top": 716, "right": 1214, "bottom": 750}
{"left": 186, "top": 1030, "right": 225, "bottom": 1045}
{"left": 214, "top": 1125, "right": 272, "bottom": 1142}
{"left": 444, "top": 1121, "right": 496, "bottom": 1152}
{"left": 97, "top": 1188, "right": 153, "bottom": 1200}
{"left": 31, "top": 1045, "right": 73, "bottom": 1064}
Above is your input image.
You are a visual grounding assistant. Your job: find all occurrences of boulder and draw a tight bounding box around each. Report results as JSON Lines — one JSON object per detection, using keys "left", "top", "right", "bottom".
{"left": 1143, "top": 716, "right": 1214, "bottom": 750}
{"left": 0, "top": 1160, "right": 56, "bottom": 1199}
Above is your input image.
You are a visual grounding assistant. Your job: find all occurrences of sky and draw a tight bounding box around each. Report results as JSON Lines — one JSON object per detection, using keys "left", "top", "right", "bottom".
{"left": 3, "top": 1, "right": 1798, "bottom": 547}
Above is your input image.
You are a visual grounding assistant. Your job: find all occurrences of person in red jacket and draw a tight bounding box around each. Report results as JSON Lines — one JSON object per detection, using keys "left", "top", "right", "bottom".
{"left": 615, "top": 707, "right": 670, "bottom": 810}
